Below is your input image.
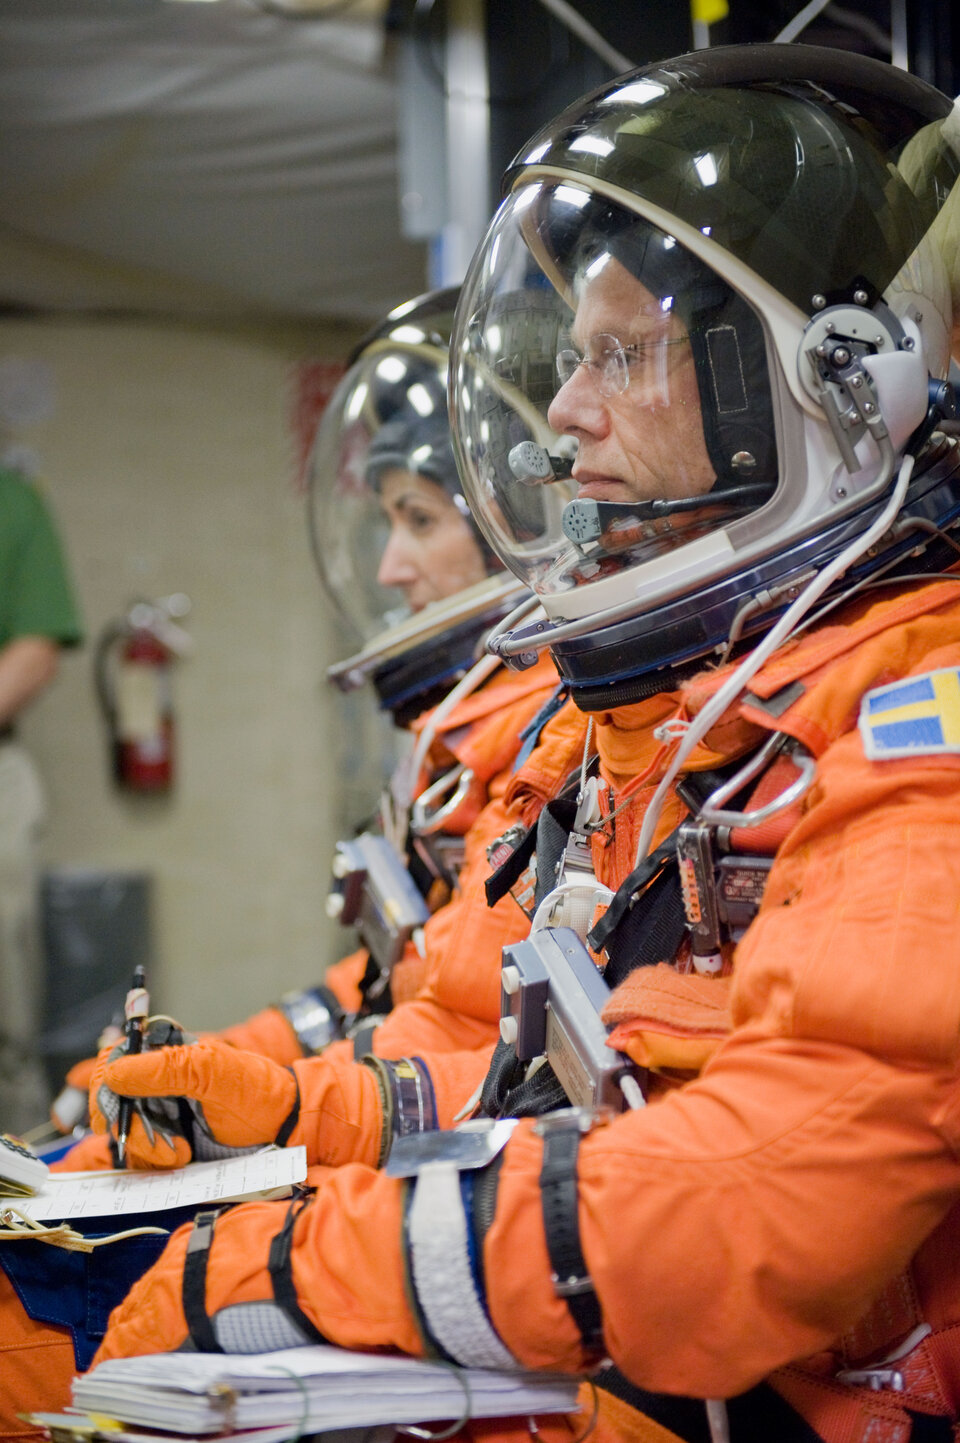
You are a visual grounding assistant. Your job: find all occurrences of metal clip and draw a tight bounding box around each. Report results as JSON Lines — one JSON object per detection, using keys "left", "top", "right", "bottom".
{"left": 835, "top": 1366, "right": 904, "bottom": 1392}
{"left": 836, "top": 1322, "right": 932, "bottom": 1392}
{"left": 697, "top": 732, "right": 816, "bottom": 833}
{"left": 410, "top": 765, "right": 475, "bottom": 835}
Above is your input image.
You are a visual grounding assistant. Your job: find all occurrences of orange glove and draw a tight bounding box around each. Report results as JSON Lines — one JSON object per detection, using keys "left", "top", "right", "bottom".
{"left": 89, "top": 1034, "right": 298, "bottom": 1170}
{"left": 64, "top": 1056, "right": 97, "bottom": 1093}
{"left": 49, "top": 1131, "right": 117, "bottom": 1173}
{"left": 91, "top": 1036, "right": 386, "bottom": 1171}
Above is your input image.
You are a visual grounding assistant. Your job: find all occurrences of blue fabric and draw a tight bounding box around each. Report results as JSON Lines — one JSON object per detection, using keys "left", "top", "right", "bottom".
{"left": 34, "top": 1137, "right": 83, "bottom": 1165}
{"left": 866, "top": 674, "right": 937, "bottom": 712}
{"left": 0, "top": 1205, "right": 197, "bottom": 1369}
{"left": 512, "top": 684, "right": 567, "bottom": 772}
{"left": 872, "top": 715, "right": 945, "bottom": 750}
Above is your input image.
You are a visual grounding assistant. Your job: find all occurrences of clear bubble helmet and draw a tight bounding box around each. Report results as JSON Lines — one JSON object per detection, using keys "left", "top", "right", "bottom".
{"left": 450, "top": 44, "right": 960, "bottom": 708}
{"left": 309, "top": 289, "right": 528, "bottom": 723}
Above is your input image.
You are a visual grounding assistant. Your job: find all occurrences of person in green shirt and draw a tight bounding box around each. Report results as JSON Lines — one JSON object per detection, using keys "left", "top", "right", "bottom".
{"left": 0, "top": 465, "right": 82, "bottom": 1131}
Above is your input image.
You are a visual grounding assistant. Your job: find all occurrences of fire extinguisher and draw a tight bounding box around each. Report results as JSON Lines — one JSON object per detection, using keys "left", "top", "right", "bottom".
{"left": 94, "top": 595, "right": 192, "bottom": 793}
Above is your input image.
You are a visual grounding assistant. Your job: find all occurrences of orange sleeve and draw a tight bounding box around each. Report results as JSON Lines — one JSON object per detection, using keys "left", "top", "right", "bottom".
{"left": 218, "top": 1006, "right": 304, "bottom": 1063}
{"left": 418, "top": 793, "right": 533, "bottom": 1024}
{"left": 94, "top": 1172, "right": 422, "bottom": 1364}
{"left": 292, "top": 1039, "right": 493, "bottom": 1159}
{"left": 478, "top": 1042, "right": 960, "bottom": 1396}
{"left": 370, "top": 998, "right": 497, "bottom": 1056}
{"left": 323, "top": 949, "right": 370, "bottom": 1013}
{"left": 479, "top": 741, "right": 960, "bottom": 1397}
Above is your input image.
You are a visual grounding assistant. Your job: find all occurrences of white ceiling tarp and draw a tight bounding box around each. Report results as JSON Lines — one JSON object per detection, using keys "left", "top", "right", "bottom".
{"left": 0, "top": 0, "right": 428, "bottom": 321}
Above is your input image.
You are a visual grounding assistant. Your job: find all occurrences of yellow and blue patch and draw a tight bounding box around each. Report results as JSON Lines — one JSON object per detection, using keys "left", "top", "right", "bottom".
{"left": 859, "top": 668, "right": 960, "bottom": 761}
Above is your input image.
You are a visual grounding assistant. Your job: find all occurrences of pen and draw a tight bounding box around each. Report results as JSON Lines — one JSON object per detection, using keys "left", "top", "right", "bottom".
{"left": 115, "top": 965, "right": 149, "bottom": 1167}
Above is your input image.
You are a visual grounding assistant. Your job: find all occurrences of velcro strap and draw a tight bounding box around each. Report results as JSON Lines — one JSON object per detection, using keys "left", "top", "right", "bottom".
{"left": 182, "top": 1208, "right": 225, "bottom": 1353}
{"left": 407, "top": 1160, "right": 519, "bottom": 1370}
{"left": 533, "top": 797, "right": 580, "bottom": 909}
{"left": 385, "top": 1057, "right": 438, "bottom": 1140}
{"left": 267, "top": 1194, "right": 327, "bottom": 1344}
{"left": 539, "top": 1125, "right": 602, "bottom": 1351}
{"left": 274, "top": 1068, "right": 301, "bottom": 1148}
{"left": 601, "top": 862, "right": 687, "bottom": 988}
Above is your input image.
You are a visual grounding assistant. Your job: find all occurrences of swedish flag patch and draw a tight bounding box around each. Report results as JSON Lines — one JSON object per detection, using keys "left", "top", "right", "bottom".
{"left": 859, "top": 668, "right": 960, "bottom": 761}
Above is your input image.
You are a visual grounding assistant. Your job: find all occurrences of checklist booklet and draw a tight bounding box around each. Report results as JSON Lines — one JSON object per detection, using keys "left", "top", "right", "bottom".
{"left": 2, "top": 1147, "right": 307, "bottom": 1221}
{"left": 70, "top": 1344, "right": 581, "bottom": 1435}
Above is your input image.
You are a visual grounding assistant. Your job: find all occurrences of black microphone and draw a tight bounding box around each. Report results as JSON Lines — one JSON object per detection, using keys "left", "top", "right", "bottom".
{"left": 562, "top": 485, "right": 773, "bottom": 546}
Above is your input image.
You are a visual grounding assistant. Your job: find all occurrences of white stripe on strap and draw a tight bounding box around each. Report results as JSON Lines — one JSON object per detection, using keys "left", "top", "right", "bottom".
{"left": 408, "top": 1160, "right": 519, "bottom": 1371}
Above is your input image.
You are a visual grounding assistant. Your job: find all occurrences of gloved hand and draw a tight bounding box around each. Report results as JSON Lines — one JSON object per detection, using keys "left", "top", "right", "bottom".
{"left": 57, "top": 1002, "right": 306, "bottom": 1139}
{"left": 49, "top": 1130, "right": 117, "bottom": 1173}
{"left": 90, "top": 1027, "right": 298, "bottom": 1171}
{"left": 90, "top": 1030, "right": 386, "bottom": 1171}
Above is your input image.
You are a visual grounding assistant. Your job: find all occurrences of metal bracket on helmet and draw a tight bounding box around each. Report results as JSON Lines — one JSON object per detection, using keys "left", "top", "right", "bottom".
{"left": 801, "top": 304, "right": 902, "bottom": 482}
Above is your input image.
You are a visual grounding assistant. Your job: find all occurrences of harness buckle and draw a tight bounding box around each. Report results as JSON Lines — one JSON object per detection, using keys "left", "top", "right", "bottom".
{"left": 836, "top": 1322, "right": 932, "bottom": 1393}
{"left": 835, "top": 1366, "right": 905, "bottom": 1392}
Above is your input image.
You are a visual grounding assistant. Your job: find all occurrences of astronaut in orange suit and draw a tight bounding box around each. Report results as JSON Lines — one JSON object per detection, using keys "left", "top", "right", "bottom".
{"left": 70, "top": 42, "right": 960, "bottom": 1443}
{"left": 0, "top": 294, "right": 565, "bottom": 1439}
{"left": 55, "top": 288, "right": 562, "bottom": 1130}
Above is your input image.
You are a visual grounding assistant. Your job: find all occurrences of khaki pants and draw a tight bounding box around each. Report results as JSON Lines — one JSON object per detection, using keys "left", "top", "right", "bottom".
{"left": 0, "top": 742, "right": 51, "bottom": 1133}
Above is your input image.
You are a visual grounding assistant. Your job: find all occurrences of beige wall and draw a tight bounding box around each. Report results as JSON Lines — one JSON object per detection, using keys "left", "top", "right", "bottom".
{"left": 0, "top": 312, "right": 389, "bottom": 1031}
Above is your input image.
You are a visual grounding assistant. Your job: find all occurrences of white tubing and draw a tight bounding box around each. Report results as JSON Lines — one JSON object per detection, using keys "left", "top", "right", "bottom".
{"left": 632, "top": 447, "right": 913, "bottom": 868}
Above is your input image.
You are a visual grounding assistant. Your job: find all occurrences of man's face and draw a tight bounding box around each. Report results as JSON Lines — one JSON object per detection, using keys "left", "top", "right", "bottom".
{"left": 546, "top": 255, "right": 715, "bottom": 506}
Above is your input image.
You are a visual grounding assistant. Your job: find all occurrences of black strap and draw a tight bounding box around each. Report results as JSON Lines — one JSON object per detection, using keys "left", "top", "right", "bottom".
{"left": 601, "top": 860, "right": 688, "bottom": 988}
{"left": 267, "top": 1194, "right": 327, "bottom": 1344}
{"left": 274, "top": 1067, "right": 301, "bottom": 1148}
{"left": 533, "top": 797, "right": 580, "bottom": 909}
{"left": 485, "top": 760, "right": 595, "bottom": 910}
{"left": 538, "top": 1122, "right": 602, "bottom": 1351}
{"left": 358, "top": 954, "right": 394, "bottom": 1015}
{"left": 485, "top": 824, "right": 538, "bottom": 908}
{"left": 182, "top": 1208, "right": 225, "bottom": 1353}
{"left": 351, "top": 1016, "right": 381, "bottom": 1062}
{"left": 586, "top": 831, "right": 679, "bottom": 957}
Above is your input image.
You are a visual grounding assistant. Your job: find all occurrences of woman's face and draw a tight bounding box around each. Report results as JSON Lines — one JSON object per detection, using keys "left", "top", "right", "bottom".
{"left": 376, "top": 468, "right": 488, "bottom": 612}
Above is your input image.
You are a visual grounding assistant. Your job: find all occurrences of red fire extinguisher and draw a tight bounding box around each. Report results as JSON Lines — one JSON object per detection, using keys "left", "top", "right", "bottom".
{"left": 94, "top": 595, "right": 192, "bottom": 793}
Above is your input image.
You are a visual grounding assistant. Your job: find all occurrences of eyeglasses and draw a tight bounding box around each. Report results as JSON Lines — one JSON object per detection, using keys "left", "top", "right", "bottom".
{"left": 555, "top": 330, "right": 692, "bottom": 399}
